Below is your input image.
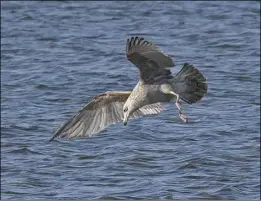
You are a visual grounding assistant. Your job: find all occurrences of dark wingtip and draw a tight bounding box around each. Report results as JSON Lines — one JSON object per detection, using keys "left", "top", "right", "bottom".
{"left": 48, "top": 135, "right": 56, "bottom": 142}
{"left": 49, "top": 131, "right": 60, "bottom": 142}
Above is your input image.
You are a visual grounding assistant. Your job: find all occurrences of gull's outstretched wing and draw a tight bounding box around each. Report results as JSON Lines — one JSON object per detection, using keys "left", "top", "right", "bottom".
{"left": 126, "top": 36, "right": 175, "bottom": 83}
{"left": 49, "top": 91, "right": 163, "bottom": 141}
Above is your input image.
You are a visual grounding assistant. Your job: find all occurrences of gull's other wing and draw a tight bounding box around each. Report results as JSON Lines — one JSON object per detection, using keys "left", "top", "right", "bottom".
{"left": 126, "top": 36, "right": 175, "bottom": 83}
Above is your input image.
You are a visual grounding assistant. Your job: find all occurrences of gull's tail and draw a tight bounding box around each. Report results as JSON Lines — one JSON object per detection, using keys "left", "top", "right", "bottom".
{"left": 173, "top": 63, "right": 208, "bottom": 104}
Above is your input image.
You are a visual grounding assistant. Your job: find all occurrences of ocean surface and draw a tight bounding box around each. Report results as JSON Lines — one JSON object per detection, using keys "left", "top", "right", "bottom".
{"left": 1, "top": 1, "right": 260, "bottom": 200}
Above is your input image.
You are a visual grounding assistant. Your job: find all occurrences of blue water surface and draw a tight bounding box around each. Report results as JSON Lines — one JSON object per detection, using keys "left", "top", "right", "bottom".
{"left": 1, "top": 1, "right": 260, "bottom": 200}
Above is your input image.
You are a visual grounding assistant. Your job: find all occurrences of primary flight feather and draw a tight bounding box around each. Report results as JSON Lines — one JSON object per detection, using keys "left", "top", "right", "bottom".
{"left": 49, "top": 36, "right": 207, "bottom": 141}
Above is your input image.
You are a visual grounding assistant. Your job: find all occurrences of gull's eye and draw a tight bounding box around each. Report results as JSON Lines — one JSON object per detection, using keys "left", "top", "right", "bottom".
{"left": 123, "top": 107, "right": 128, "bottom": 112}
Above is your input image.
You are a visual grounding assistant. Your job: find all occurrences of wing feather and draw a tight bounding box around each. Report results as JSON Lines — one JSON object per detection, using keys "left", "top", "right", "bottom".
{"left": 49, "top": 91, "right": 164, "bottom": 141}
{"left": 130, "top": 103, "right": 164, "bottom": 119}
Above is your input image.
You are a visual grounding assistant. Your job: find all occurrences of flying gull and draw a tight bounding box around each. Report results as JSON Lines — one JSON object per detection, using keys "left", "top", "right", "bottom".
{"left": 49, "top": 36, "right": 207, "bottom": 141}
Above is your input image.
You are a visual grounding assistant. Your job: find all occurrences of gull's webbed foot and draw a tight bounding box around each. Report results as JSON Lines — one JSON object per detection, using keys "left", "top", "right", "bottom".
{"left": 179, "top": 111, "right": 188, "bottom": 123}
{"left": 177, "top": 101, "right": 188, "bottom": 123}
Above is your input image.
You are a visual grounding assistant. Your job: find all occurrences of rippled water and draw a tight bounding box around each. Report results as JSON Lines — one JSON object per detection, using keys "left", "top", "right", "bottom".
{"left": 1, "top": 1, "right": 260, "bottom": 200}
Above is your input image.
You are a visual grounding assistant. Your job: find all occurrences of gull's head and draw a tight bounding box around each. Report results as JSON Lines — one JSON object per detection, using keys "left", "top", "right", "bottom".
{"left": 123, "top": 104, "right": 130, "bottom": 126}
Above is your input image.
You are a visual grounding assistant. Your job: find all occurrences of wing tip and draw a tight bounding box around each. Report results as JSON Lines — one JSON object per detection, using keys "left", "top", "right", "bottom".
{"left": 126, "top": 36, "right": 147, "bottom": 55}
{"left": 49, "top": 130, "right": 61, "bottom": 142}
{"left": 48, "top": 135, "right": 57, "bottom": 142}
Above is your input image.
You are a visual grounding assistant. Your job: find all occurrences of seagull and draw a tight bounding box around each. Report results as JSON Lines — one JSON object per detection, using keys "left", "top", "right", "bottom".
{"left": 49, "top": 36, "right": 207, "bottom": 141}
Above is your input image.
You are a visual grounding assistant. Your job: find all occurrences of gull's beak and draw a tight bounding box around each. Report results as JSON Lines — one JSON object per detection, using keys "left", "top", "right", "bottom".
{"left": 123, "top": 119, "right": 127, "bottom": 126}
{"left": 123, "top": 115, "right": 128, "bottom": 126}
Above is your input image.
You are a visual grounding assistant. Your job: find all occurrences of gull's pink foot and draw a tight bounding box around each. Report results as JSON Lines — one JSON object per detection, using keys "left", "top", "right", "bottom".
{"left": 179, "top": 112, "right": 188, "bottom": 123}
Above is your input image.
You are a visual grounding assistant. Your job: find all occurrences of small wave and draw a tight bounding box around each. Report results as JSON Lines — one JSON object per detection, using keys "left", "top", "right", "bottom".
{"left": 34, "top": 84, "right": 51, "bottom": 89}
{"left": 37, "top": 36, "right": 58, "bottom": 42}
{"left": 196, "top": 192, "right": 224, "bottom": 199}
{"left": 179, "top": 163, "right": 197, "bottom": 169}
{"left": 20, "top": 14, "right": 34, "bottom": 21}
{"left": 7, "top": 147, "right": 43, "bottom": 155}
{"left": 44, "top": 98, "right": 71, "bottom": 103}
{"left": 96, "top": 195, "right": 122, "bottom": 200}
{"left": 215, "top": 43, "right": 243, "bottom": 49}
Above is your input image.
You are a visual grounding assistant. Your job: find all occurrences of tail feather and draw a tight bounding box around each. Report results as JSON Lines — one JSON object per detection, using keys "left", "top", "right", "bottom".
{"left": 173, "top": 63, "right": 208, "bottom": 104}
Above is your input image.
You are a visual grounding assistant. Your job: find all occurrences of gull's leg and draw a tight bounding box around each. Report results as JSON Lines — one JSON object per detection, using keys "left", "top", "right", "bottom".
{"left": 170, "top": 91, "right": 188, "bottom": 123}
{"left": 169, "top": 91, "right": 182, "bottom": 110}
